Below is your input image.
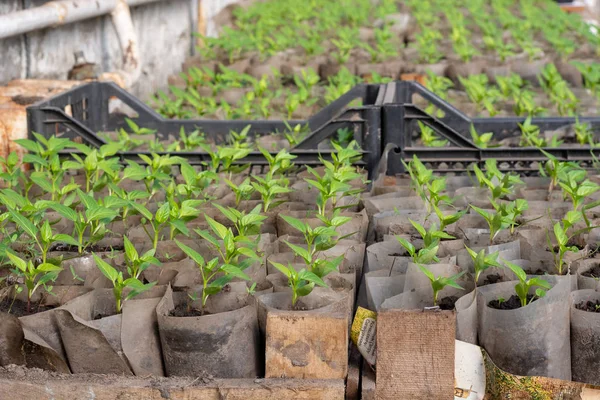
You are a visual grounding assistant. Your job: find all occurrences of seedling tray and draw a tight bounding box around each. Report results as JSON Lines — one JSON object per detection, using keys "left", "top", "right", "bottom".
{"left": 26, "top": 81, "right": 600, "bottom": 179}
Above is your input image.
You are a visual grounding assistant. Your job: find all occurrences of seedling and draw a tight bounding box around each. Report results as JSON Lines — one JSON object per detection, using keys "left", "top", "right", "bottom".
{"left": 190, "top": 215, "right": 259, "bottom": 309}
{"left": 396, "top": 237, "right": 440, "bottom": 265}
{"left": 226, "top": 178, "right": 255, "bottom": 206}
{"left": 538, "top": 149, "right": 578, "bottom": 195}
{"left": 270, "top": 261, "right": 328, "bottom": 307}
{"left": 63, "top": 143, "right": 121, "bottom": 192}
{"left": 473, "top": 159, "right": 523, "bottom": 202}
{"left": 470, "top": 125, "right": 494, "bottom": 148}
{"left": 433, "top": 205, "right": 466, "bottom": 232}
{"left": 178, "top": 162, "right": 219, "bottom": 201}
{"left": 418, "top": 121, "right": 448, "bottom": 147}
{"left": 133, "top": 200, "right": 201, "bottom": 250}
{"left": 465, "top": 246, "right": 502, "bottom": 285}
{"left": 550, "top": 210, "right": 582, "bottom": 274}
{"left": 8, "top": 209, "right": 80, "bottom": 263}
{"left": 93, "top": 254, "right": 155, "bottom": 313}
{"left": 213, "top": 203, "right": 266, "bottom": 237}
{"left": 470, "top": 205, "right": 511, "bottom": 244}
{"left": 7, "top": 251, "right": 61, "bottom": 313}
{"left": 258, "top": 147, "right": 297, "bottom": 177}
{"left": 252, "top": 175, "right": 291, "bottom": 212}
{"left": 175, "top": 239, "right": 252, "bottom": 313}
{"left": 123, "top": 118, "right": 156, "bottom": 136}
{"left": 0, "top": 152, "right": 23, "bottom": 190}
{"left": 574, "top": 117, "right": 596, "bottom": 146}
{"left": 503, "top": 259, "right": 551, "bottom": 307}
{"left": 519, "top": 117, "right": 545, "bottom": 147}
{"left": 281, "top": 214, "right": 347, "bottom": 278}
{"left": 123, "top": 153, "right": 184, "bottom": 198}
{"left": 167, "top": 128, "right": 207, "bottom": 152}
{"left": 410, "top": 219, "right": 455, "bottom": 248}
{"left": 459, "top": 74, "right": 500, "bottom": 116}
{"left": 417, "top": 264, "right": 466, "bottom": 307}
{"left": 47, "top": 191, "right": 120, "bottom": 253}
{"left": 559, "top": 168, "right": 600, "bottom": 211}
{"left": 123, "top": 236, "right": 160, "bottom": 280}
{"left": 539, "top": 64, "right": 578, "bottom": 116}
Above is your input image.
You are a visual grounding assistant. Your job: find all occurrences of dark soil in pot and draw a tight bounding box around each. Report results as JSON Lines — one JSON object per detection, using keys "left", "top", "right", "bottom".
{"left": 0, "top": 298, "right": 55, "bottom": 317}
{"left": 483, "top": 273, "right": 502, "bottom": 285}
{"left": 524, "top": 268, "right": 550, "bottom": 276}
{"left": 168, "top": 303, "right": 213, "bottom": 317}
{"left": 582, "top": 265, "right": 600, "bottom": 278}
{"left": 575, "top": 300, "right": 600, "bottom": 313}
{"left": 438, "top": 296, "right": 459, "bottom": 310}
{"left": 51, "top": 243, "right": 124, "bottom": 253}
{"left": 488, "top": 295, "right": 536, "bottom": 310}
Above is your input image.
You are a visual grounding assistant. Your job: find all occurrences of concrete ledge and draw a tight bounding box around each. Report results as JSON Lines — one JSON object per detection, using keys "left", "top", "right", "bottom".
{"left": 0, "top": 367, "right": 345, "bottom": 400}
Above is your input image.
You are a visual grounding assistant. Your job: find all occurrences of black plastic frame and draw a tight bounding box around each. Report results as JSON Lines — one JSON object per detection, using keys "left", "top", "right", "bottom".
{"left": 27, "top": 81, "right": 383, "bottom": 177}
{"left": 26, "top": 80, "right": 600, "bottom": 181}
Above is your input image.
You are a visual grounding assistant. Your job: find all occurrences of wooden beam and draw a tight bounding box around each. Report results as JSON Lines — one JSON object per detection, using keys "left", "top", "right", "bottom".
{"left": 0, "top": 370, "right": 345, "bottom": 400}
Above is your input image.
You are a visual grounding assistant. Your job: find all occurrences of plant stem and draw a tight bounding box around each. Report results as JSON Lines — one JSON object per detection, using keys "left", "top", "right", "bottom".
{"left": 291, "top": 287, "right": 298, "bottom": 308}
{"left": 153, "top": 230, "right": 159, "bottom": 251}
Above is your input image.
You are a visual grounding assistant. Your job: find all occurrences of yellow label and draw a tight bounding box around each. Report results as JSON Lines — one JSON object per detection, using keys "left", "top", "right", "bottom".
{"left": 351, "top": 307, "right": 378, "bottom": 366}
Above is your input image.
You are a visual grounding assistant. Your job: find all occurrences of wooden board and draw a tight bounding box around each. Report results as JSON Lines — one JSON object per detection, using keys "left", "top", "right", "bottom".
{"left": 265, "top": 311, "right": 348, "bottom": 379}
{"left": 0, "top": 367, "right": 345, "bottom": 400}
{"left": 376, "top": 309, "right": 455, "bottom": 400}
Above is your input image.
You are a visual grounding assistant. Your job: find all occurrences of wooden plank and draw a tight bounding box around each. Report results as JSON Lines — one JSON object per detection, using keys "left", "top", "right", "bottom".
{"left": 345, "top": 345, "right": 361, "bottom": 400}
{"left": 0, "top": 368, "right": 345, "bottom": 400}
{"left": 361, "top": 359, "right": 376, "bottom": 400}
{"left": 376, "top": 309, "right": 455, "bottom": 400}
{"left": 197, "top": 0, "right": 206, "bottom": 48}
{"left": 265, "top": 311, "right": 348, "bottom": 379}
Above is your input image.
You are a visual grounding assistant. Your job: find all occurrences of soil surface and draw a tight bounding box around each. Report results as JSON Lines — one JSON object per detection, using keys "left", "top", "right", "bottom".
{"left": 524, "top": 268, "right": 548, "bottom": 276}
{"left": 438, "top": 296, "right": 459, "bottom": 310}
{"left": 0, "top": 298, "right": 55, "bottom": 317}
{"left": 575, "top": 300, "right": 600, "bottom": 313}
{"left": 488, "top": 294, "right": 535, "bottom": 310}
{"left": 483, "top": 273, "right": 502, "bottom": 285}
{"left": 582, "top": 265, "right": 600, "bottom": 279}
{"left": 93, "top": 310, "right": 116, "bottom": 320}
{"left": 169, "top": 303, "right": 211, "bottom": 317}
{"left": 50, "top": 243, "right": 124, "bottom": 253}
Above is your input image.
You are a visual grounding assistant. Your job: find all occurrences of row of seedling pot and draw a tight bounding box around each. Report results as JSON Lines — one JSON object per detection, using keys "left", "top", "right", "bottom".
{"left": 361, "top": 155, "right": 600, "bottom": 384}
{"left": 0, "top": 135, "right": 368, "bottom": 381}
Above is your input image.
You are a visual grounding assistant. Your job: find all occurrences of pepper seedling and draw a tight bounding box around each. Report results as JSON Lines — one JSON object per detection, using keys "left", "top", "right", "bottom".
{"left": 213, "top": 203, "right": 266, "bottom": 237}
{"left": 416, "top": 263, "right": 466, "bottom": 307}
{"left": 470, "top": 205, "right": 511, "bottom": 244}
{"left": 538, "top": 149, "right": 578, "bottom": 195}
{"left": 252, "top": 175, "right": 292, "bottom": 212}
{"left": 225, "top": 178, "right": 255, "bottom": 206}
{"left": 464, "top": 246, "right": 502, "bottom": 286}
{"left": 93, "top": 254, "right": 156, "bottom": 314}
{"left": 433, "top": 205, "right": 466, "bottom": 233}
{"left": 469, "top": 125, "right": 494, "bottom": 148}
{"left": 7, "top": 251, "right": 62, "bottom": 313}
{"left": 281, "top": 214, "right": 347, "bottom": 279}
{"left": 503, "top": 259, "right": 551, "bottom": 307}
{"left": 409, "top": 219, "right": 455, "bottom": 248}
{"left": 8, "top": 208, "right": 81, "bottom": 264}
{"left": 559, "top": 168, "right": 600, "bottom": 211}
{"left": 0, "top": 152, "right": 24, "bottom": 190}
{"left": 270, "top": 260, "right": 329, "bottom": 307}
{"left": 123, "top": 236, "right": 161, "bottom": 280}
{"left": 48, "top": 191, "right": 121, "bottom": 254}
{"left": 550, "top": 210, "right": 582, "bottom": 274}
{"left": 396, "top": 237, "right": 440, "bottom": 265}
